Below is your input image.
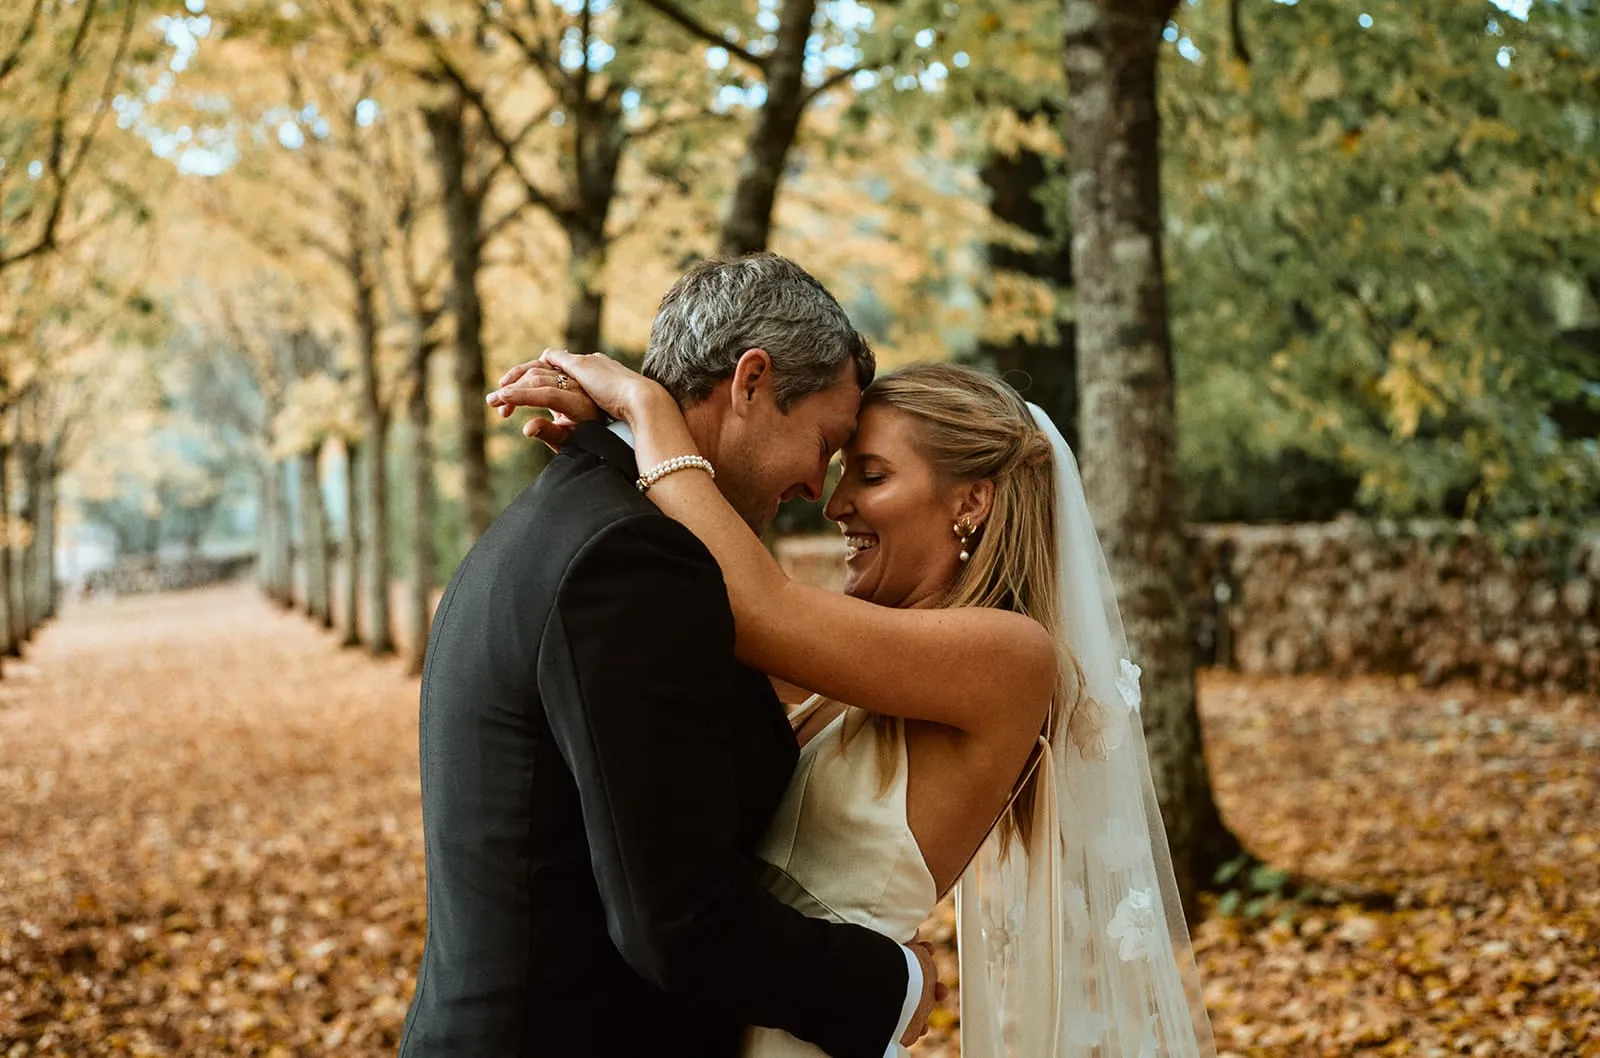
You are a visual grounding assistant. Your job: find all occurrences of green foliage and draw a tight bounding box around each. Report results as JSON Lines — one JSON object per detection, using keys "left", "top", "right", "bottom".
{"left": 1212, "top": 852, "right": 1299, "bottom": 920}
{"left": 1164, "top": 0, "right": 1600, "bottom": 527}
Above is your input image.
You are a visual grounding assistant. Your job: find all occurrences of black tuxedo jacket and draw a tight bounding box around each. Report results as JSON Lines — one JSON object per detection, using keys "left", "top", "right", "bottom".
{"left": 398, "top": 423, "right": 907, "bottom": 1058}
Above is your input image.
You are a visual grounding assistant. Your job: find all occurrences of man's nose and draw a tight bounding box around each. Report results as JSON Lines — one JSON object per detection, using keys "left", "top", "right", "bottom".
{"left": 823, "top": 481, "right": 850, "bottom": 521}
{"left": 801, "top": 462, "right": 831, "bottom": 503}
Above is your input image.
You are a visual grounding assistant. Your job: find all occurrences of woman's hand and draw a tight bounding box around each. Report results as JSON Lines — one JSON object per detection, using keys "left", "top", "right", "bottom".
{"left": 486, "top": 349, "right": 608, "bottom": 450}
{"left": 488, "top": 349, "right": 675, "bottom": 449}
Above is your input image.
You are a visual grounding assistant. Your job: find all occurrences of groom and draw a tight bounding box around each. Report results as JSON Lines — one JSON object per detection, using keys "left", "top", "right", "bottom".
{"left": 399, "top": 253, "right": 938, "bottom": 1057}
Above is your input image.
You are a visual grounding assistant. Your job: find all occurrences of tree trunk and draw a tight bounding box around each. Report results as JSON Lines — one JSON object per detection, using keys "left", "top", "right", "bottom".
{"left": 716, "top": 0, "right": 817, "bottom": 257}
{"left": 298, "top": 445, "right": 332, "bottom": 628}
{"left": 540, "top": 104, "right": 627, "bottom": 489}
{"left": 273, "top": 461, "right": 294, "bottom": 606}
{"left": 1061, "top": 0, "right": 1239, "bottom": 915}
{"left": 341, "top": 440, "right": 362, "bottom": 648}
{"left": 564, "top": 91, "right": 628, "bottom": 357}
{"left": 352, "top": 249, "right": 395, "bottom": 655}
{"left": 0, "top": 437, "right": 11, "bottom": 670}
{"left": 978, "top": 104, "right": 1079, "bottom": 445}
{"left": 261, "top": 460, "right": 294, "bottom": 607}
{"left": 258, "top": 462, "right": 278, "bottom": 597}
{"left": 563, "top": 231, "right": 606, "bottom": 360}
{"left": 296, "top": 449, "right": 315, "bottom": 617}
{"left": 406, "top": 328, "right": 436, "bottom": 677}
{"left": 0, "top": 439, "right": 18, "bottom": 659}
{"left": 425, "top": 96, "right": 492, "bottom": 544}
{"left": 258, "top": 465, "right": 272, "bottom": 593}
{"left": 39, "top": 452, "right": 56, "bottom": 622}
{"left": 19, "top": 435, "right": 39, "bottom": 640}
{"left": 364, "top": 417, "right": 394, "bottom": 655}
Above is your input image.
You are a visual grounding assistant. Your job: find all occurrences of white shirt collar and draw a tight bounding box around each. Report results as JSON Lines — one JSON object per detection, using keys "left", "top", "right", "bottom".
{"left": 606, "top": 420, "right": 635, "bottom": 448}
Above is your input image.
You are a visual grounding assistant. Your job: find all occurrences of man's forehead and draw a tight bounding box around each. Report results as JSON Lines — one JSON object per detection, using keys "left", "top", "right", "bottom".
{"left": 832, "top": 402, "right": 860, "bottom": 444}
{"left": 825, "top": 383, "right": 860, "bottom": 427}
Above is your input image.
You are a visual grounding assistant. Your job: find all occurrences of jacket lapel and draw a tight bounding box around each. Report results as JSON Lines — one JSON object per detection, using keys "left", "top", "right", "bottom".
{"left": 565, "top": 421, "right": 640, "bottom": 480}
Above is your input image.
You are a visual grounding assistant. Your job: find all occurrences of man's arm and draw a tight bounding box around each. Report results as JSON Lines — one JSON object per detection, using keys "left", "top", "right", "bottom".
{"left": 538, "top": 513, "right": 913, "bottom": 1058}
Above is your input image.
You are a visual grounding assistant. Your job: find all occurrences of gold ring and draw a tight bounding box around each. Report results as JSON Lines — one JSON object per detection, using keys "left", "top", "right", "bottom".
{"left": 556, "top": 374, "right": 570, "bottom": 390}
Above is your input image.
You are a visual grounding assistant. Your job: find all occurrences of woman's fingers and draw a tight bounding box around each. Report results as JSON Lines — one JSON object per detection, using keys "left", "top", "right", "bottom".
{"left": 498, "top": 349, "right": 565, "bottom": 388}
{"left": 498, "top": 361, "right": 537, "bottom": 387}
{"left": 487, "top": 367, "right": 566, "bottom": 402}
{"left": 489, "top": 367, "right": 592, "bottom": 409}
{"left": 537, "top": 349, "right": 613, "bottom": 380}
{"left": 487, "top": 381, "right": 595, "bottom": 421}
{"left": 535, "top": 350, "right": 640, "bottom": 418}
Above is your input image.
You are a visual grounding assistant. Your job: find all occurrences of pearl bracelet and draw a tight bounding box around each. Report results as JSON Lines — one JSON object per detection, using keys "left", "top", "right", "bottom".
{"left": 636, "top": 454, "right": 715, "bottom": 493}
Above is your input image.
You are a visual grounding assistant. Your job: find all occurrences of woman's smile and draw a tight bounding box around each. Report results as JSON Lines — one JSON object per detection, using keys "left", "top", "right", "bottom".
{"left": 843, "top": 532, "right": 878, "bottom": 560}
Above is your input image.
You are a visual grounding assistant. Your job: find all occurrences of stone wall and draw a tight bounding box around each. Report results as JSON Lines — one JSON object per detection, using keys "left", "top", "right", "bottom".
{"left": 775, "top": 521, "right": 1600, "bottom": 692}
{"left": 1190, "top": 522, "right": 1598, "bottom": 691}
{"left": 83, "top": 554, "right": 257, "bottom": 597}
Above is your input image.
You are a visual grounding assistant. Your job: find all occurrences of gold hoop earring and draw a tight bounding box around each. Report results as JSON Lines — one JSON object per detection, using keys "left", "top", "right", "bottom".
{"left": 955, "top": 520, "right": 975, "bottom": 563}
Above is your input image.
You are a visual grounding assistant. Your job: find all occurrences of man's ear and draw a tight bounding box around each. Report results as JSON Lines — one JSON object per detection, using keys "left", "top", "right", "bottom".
{"left": 954, "top": 478, "right": 996, "bottom": 530}
{"left": 728, "top": 348, "right": 774, "bottom": 416}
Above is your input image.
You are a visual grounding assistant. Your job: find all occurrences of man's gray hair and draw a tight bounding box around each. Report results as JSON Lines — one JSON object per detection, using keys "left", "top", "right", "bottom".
{"left": 642, "top": 253, "right": 875, "bottom": 410}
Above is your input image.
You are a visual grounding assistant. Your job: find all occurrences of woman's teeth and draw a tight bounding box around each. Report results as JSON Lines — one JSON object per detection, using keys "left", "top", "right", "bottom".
{"left": 845, "top": 535, "right": 877, "bottom": 554}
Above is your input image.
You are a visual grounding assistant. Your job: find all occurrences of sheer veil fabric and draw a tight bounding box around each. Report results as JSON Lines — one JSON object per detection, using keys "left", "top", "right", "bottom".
{"left": 953, "top": 405, "right": 1217, "bottom": 1057}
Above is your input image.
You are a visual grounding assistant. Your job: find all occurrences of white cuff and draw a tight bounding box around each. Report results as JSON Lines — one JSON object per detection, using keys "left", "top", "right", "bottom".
{"left": 886, "top": 944, "right": 922, "bottom": 1057}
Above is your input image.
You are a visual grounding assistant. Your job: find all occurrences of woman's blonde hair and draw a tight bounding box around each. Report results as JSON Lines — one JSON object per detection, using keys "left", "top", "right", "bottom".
{"left": 838, "top": 362, "right": 1089, "bottom": 849}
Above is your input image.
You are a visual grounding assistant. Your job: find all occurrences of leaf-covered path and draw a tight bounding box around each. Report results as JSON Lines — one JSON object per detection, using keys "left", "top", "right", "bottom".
{"left": 1, "top": 588, "right": 426, "bottom": 1055}
{"left": 1, "top": 587, "right": 1596, "bottom": 1056}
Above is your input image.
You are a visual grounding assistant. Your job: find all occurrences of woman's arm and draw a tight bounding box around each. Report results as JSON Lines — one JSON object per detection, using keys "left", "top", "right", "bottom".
{"left": 635, "top": 390, "right": 1055, "bottom": 734}
{"left": 496, "top": 351, "right": 1057, "bottom": 737}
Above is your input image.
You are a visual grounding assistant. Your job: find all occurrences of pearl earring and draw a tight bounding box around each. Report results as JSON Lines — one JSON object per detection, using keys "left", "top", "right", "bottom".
{"left": 955, "top": 520, "right": 975, "bottom": 563}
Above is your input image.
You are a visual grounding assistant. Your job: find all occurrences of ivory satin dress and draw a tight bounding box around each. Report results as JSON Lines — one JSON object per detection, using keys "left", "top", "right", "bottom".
{"left": 743, "top": 697, "right": 938, "bottom": 1058}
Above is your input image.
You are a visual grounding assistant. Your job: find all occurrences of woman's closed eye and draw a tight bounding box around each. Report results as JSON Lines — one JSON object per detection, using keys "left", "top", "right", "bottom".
{"left": 840, "top": 453, "right": 888, "bottom": 485}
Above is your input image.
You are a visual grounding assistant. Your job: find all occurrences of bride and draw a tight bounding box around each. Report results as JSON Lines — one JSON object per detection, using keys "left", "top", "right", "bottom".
{"left": 491, "top": 353, "right": 1216, "bottom": 1057}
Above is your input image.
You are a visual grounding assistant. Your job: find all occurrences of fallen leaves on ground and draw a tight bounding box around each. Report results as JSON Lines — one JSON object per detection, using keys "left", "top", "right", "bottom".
{"left": 1, "top": 588, "right": 1596, "bottom": 1056}
{"left": 1189, "top": 671, "right": 1600, "bottom": 1058}
{"left": 0, "top": 589, "right": 426, "bottom": 1056}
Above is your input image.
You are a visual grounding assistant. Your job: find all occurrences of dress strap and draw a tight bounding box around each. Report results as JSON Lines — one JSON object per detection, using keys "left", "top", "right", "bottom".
{"left": 947, "top": 736, "right": 1051, "bottom": 892}
{"left": 785, "top": 693, "right": 830, "bottom": 733}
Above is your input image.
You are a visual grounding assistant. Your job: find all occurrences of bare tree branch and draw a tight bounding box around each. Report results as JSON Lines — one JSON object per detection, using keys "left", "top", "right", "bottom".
{"left": 1230, "top": 0, "right": 1252, "bottom": 65}
{"left": 468, "top": 99, "right": 557, "bottom": 198}
{"left": 198, "top": 183, "right": 347, "bottom": 288}
{"left": 0, "top": 0, "right": 48, "bottom": 89}
{"left": 631, "top": 107, "right": 735, "bottom": 141}
{"left": 279, "top": 55, "right": 371, "bottom": 225}
{"left": 426, "top": 47, "right": 571, "bottom": 223}
{"left": 471, "top": 0, "right": 568, "bottom": 98}
{"left": 636, "top": 0, "right": 765, "bottom": 70}
{"left": 478, "top": 200, "right": 532, "bottom": 249}
{"left": 574, "top": 0, "right": 593, "bottom": 183}
{"left": 606, "top": 182, "right": 678, "bottom": 244}
{"left": 803, "top": 31, "right": 921, "bottom": 105}
{"left": 0, "top": 0, "right": 138, "bottom": 277}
